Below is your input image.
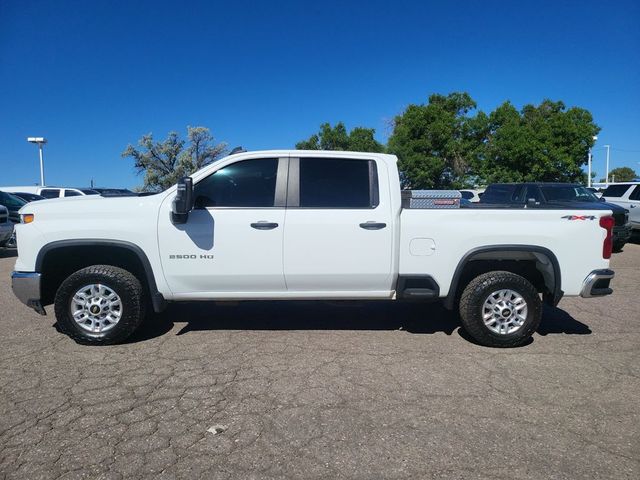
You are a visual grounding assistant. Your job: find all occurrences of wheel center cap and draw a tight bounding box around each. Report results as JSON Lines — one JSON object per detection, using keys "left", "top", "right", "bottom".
{"left": 501, "top": 308, "right": 512, "bottom": 318}
{"left": 90, "top": 305, "right": 100, "bottom": 315}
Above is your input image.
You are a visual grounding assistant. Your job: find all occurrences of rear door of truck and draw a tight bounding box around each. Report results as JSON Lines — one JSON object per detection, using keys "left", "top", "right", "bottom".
{"left": 283, "top": 155, "right": 394, "bottom": 294}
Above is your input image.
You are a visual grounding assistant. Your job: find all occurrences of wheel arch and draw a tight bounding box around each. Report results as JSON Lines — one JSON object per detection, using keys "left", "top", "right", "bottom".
{"left": 443, "top": 245, "right": 562, "bottom": 310}
{"left": 36, "top": 239, "right": 167, "bottom": 312}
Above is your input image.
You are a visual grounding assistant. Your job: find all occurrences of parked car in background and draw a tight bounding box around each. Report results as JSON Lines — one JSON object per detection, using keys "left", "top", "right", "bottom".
{"left": 459, "top": 189, "right": 484, "bottom": 202}
{"left": 10, "top": 192, "right": 46, "bottom": 202}
{"left": 0, "top": 190, "right": 27, "bottom": 223}
{"left": 1, "top": 186, "right": 99, "bottom": 199}
{"left": 601, "top": 182, "right": 640, "bottom": 232}
{"left": 479, "top": 183, "right": 632, "bottom": 251}
{"left": 586, "top": 187, "right": 603, "bottom": 198}
{"left": 89, "top": 188, "right": 137, "bottom": 197}
{"left": 0, "top": 205, "right": 14, "bottom": 248}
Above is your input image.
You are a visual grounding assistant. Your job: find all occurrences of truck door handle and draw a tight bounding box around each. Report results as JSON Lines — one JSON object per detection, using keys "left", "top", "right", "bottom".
{"left": 359, "top": 222, "right": 387, "bottom": 230}
{"left": 250, "top": 221, "right": 279, "bottom": 230}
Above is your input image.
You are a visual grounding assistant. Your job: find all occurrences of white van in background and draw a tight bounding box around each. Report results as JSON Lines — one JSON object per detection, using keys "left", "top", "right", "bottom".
{"left": 2, "top": 186, "right": 99, "bottom": 199}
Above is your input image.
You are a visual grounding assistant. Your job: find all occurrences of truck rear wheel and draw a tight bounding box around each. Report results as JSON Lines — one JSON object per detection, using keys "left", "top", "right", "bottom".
{"left": 459, "top": 271, "right": 542, "bottom": 348}
{"left": 54, "top": 265, "right": 145, "bottom": 345}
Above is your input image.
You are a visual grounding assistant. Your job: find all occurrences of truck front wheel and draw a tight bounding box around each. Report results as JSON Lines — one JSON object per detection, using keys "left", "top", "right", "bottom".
{"left": 54, "top": 265, "right": 146, "bottom": 345}
{"left": 459, "top": 271, "right": 542, "bottom": 348}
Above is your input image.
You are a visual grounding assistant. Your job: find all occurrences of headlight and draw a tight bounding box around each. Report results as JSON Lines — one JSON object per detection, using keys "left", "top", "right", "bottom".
{"left": 21, "top": 213, "right": 34, "bottom": 224}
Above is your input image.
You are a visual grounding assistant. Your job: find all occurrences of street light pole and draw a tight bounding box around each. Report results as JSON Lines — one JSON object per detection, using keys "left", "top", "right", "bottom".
{"left": 27, "top": 137, "right": 47, "bottom": 186}
{"left": 588, "top": 135, "right": 598, "bottom": 187}
{"left": 38, "top": 143, "right": 45, "bottom": 185}
{"left": 604, "top": 144, "right": 610, "bottom": 185}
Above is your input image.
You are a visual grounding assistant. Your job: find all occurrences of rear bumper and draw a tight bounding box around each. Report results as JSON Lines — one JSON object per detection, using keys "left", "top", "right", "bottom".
{"left": 11, "top": 271, "right": 46, "bottom": 315}
{"left": 613, "top": 224, "right": 632, "bottom": 243}
{"left": 579, "top": 269, "right": 615, "bottom": 298}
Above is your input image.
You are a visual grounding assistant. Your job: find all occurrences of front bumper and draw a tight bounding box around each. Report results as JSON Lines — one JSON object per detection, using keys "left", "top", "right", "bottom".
{"left": 0, "top": 224, "right": 13, "bottom": 246}
{"left": 579, "top": 269, "right": 615, "bottom": 298}
{"left": 11, "top": 272, "right": 46, "bottom": 315}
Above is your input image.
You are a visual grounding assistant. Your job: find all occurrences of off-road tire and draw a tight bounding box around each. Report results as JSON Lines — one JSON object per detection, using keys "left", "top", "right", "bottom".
{"left": 54, "top": 265, "right": 146, "bottom": 345}
{"left": 612, "top": 241, "right": 625, "bottom": 253}
{"left": 459, "top": 271, "right": 542, "bottom": 348}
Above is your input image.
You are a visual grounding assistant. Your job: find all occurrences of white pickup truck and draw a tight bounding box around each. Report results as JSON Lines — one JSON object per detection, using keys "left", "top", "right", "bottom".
{"left": 11, "top": 150, "right": 615, "bottom": 347}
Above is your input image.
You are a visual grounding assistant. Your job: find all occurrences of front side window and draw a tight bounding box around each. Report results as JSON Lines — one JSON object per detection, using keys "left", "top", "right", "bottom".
{"left": 40, "top": 189, "right": 60, "bottom": 199}
{"left": 539, "top": 185, "right": 598, "bottom": 202}
{"left": 298, "top": 158, "right": 378, "bottom": 208}
{"left": 194, "top": 158, "right": 278, "bottom": 207}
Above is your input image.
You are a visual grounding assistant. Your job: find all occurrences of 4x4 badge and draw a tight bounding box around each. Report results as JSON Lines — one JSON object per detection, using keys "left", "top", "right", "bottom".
{"left": 561, "top": 215, "right": 596, "bottom": 220}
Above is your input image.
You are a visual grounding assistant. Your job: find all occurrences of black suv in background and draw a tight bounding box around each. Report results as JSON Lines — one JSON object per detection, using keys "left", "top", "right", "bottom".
{"left": 478, "top": 183, "right": 632, "bottom": 252}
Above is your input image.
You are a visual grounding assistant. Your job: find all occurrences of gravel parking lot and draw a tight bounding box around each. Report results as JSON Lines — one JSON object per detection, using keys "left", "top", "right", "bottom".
{"left": 1, "top": 243, "right": 639, "bottom": 479}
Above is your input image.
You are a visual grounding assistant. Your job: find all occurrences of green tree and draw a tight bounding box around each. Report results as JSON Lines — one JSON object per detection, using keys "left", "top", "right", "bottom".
{"left": 477, "top": 100, "right": 600, "bottom": 184}
{"left": 387, "top": 92, "right": 487, "bottom": 189}
{"left": 296, "top": 122, "right": 384, "bottom": 152}
{"left": 600, "top": 166, "right": 637, "bottom": 183}
{"left": 122, "top": 126, "right": 227, "bottom": 192}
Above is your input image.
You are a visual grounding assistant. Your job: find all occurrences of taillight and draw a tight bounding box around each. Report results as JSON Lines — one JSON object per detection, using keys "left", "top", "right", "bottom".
{"left": 599, "top": 216, "right": 614, "bottom": 259}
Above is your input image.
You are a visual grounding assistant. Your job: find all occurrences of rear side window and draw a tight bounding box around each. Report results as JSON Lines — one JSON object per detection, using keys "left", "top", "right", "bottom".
{"left": 298, "top": 158, "right": 378, "bottom": 208}
{"left": 629, "top": 185, "right": 640, "bottom": 201}
{"left": 39, "top": 189, "right": 60, "bottom": 199}
{"left": 602, "top": 184, "right": 632, "bottom": 198}
{"left": 481, "top": 185, "right": 525, "bottom": 203}
{"left": 194, "top": 158, "right": 278, "bottom": 207}
{"left": 64, "top": 190, "right": 81, "bottom": 197}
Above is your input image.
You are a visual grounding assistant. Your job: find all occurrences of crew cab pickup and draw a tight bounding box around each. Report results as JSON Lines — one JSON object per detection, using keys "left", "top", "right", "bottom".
{"left": 11, "top": 151, "right": 615, "bottom": 347}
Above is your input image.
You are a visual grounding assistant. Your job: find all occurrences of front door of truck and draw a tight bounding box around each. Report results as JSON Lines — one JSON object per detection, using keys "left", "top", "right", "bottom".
{"left": 283, "top": 156, "right": 394, "bottom": 294}
{"left": 158, "top": 157, "right": 288, "bottom": 296}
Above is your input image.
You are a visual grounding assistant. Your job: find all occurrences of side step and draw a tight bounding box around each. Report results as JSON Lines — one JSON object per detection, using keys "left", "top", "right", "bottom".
{"left": 397, "top": 275, "right": 440, "bottom": 301}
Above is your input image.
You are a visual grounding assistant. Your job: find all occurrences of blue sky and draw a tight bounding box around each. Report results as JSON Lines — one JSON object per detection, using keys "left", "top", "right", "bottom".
{"left": 1, "top": 0, "right": 639, "bottom": 188}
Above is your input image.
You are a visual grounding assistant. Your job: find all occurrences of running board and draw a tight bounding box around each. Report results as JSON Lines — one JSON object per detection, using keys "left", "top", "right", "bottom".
{"left": 396, "top": 275, "right": 441, "bottom": 301}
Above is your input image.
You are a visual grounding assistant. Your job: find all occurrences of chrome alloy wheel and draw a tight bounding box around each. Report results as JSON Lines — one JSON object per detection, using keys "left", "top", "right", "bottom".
{"left": 70, "top": 284, "right": 123, "bottom": 333}
{"left": 482, "top": 289, "right": 528, "bottom": 335}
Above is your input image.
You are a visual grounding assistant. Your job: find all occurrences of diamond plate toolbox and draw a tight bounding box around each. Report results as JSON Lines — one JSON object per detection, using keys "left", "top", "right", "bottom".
{"left": 401, "top": 190, "right": 461, "bottom": 209}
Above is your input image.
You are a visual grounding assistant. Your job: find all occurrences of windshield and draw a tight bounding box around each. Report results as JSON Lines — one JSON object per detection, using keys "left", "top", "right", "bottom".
{"left": 539, "top": 185, "right": 598, "bottom": 202}
{"left": 0, "top": 191, "right": 28, "bottom": 208}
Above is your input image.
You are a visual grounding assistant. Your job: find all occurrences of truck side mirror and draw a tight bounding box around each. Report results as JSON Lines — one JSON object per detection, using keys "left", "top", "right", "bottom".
{"left": 171, "top": 177, "right": 194, "bottom": 224}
